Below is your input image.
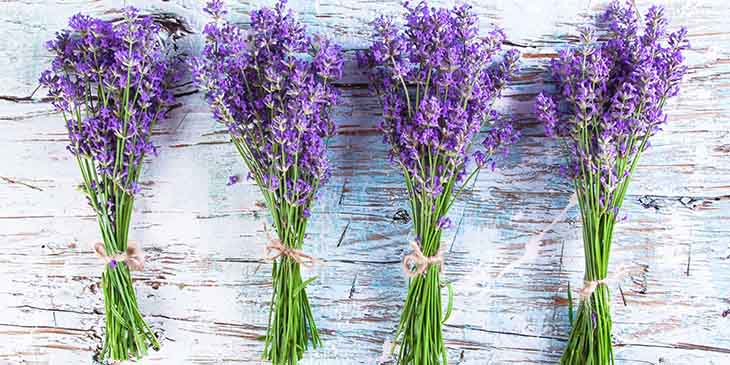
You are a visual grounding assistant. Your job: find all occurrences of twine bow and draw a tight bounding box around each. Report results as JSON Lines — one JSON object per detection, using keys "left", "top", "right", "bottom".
{"left": 402, "top": 241, "right": 445, "bottom": 277}
{"left": 262, "top": 225, "right": 319, "bottom": 268}
{"left": 578, "top": 266, "right": 636, "bottom": 299}
{"left": 94, "top": 241, "right": 145, "bottom": 271}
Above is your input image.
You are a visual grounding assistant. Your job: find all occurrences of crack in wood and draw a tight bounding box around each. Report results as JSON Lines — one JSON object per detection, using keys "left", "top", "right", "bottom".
{"left": 449, "top": 323, "right": 730, "bottom": 355}
{"left": 0, "top": 85, "right": 42, "bottom": 103}
{"left": 348, "top": 272, "right": 358, "bottom": 299}
{"left": 638, "top": 195, "right": 661, "bottom": 210}
{"left": 337, "top": 221, "right": 350, "bottom": 247}
{"left": 338, "top": 178, "right": 349, "bottom": 205}
{"left": 619, "top": 284, "right": 628, "bottom": 307}
{"left": 391, "top": 208, "right": 410, "bottom": 224}
{"left": 168, "top": 140, "right": 230, "bottom": 148}
{"left": 0, "top": 176, "right": 43, "bottom": 191}
{"left": 686, "top": 240, "right": 692, "bottom": 277}
{"left": 173, "top": 89, "right": 198, "bottom": 98}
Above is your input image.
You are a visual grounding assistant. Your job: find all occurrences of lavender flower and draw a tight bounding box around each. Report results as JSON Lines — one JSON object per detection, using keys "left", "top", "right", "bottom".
{"left": 192, "top": 0, "right": 342, "bottom": 214}
{"left": 40, "top": 8, "right": 176, "bottom": 223}
{"left": 40, "top": 7, "right": 176, "bottom": 361}
{"left": 359, "top": 2, "right": 520, "bottom": 363}
{"left": 535, "top": 1, "right": 689, "bottom": 216}
{"left": 535, "top": 3, "right": 689, "bottom": 364}
{"left": 359, "top": 2, "right": 520, "bottom": 205}
{"left": 192, "top": 1, "right": 343, "bottom": 363}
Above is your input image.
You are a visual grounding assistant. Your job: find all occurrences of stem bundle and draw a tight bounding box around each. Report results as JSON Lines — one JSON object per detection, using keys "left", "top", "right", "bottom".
{"left": 394, "top": 188, "right": 451, "bottom": 365}
{"left": 264, "top": 256, "right": 321, "bottom": 364}
{"left": 100, "top": 257, "right": 160, "bottom": 360}
{"left": 259, "top": 198, "right": 321, "bottom": 364}
{"left": 396, "top": 266, "right": 449, "bottom": 364}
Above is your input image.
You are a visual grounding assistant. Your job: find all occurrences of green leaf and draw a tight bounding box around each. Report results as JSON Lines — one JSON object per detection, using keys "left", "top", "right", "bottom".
{"left": 110, "top": 306, "right": 129, "bottom": 329}
{"left": 441, "top": 281, "right": 454, "bottom": 324}
{"left": 293, "top": 276, "right": 318, "bottom": 299}
{"left": 567, "top": 282, "right": 575, "bottom": 326}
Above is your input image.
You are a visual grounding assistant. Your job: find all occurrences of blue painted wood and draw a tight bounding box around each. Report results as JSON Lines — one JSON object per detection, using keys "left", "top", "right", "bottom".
{"left": 1, "top": 1, "right": 729, "bottom": 364}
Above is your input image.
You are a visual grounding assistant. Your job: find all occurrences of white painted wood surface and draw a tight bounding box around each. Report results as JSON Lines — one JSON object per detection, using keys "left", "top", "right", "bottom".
{"left": 1, "top": 1, "right": 729, "bottom": 364}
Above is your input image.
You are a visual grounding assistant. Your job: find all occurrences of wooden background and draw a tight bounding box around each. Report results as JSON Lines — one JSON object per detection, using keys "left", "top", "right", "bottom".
{"left": 1, "top": 0, "right": 729, "bottom": 364}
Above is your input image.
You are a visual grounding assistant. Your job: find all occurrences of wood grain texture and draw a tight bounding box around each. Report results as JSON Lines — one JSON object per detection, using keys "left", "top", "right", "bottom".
{"left": 1, "top": 0, "right": 729, "bottom": 364}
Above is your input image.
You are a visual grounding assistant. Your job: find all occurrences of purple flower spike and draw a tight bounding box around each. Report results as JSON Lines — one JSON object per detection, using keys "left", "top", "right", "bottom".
{"left": 535, "top": 0, "right": 688, "bottom": 217}
{"left": 360, "top": 0, "right": 520, "bottom": 212}
{"left": 203, "top": 0, "right": 226, "bottom": 18}
{"left": 359, "top": 4, "right": 520, "bottom": 362}
{"left": 40, "top": 8, "right": 177, "bottom": 221}
{"left": 192, "top": 0, "right": 343, "bottom": 218}
{"left": 536, "top": 3, "right": 688, "bottom": 361}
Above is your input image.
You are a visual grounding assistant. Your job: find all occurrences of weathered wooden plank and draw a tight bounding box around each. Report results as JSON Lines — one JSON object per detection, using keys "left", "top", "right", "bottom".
{"left": 1, "top": 0, "right": 730, "bottom": 364}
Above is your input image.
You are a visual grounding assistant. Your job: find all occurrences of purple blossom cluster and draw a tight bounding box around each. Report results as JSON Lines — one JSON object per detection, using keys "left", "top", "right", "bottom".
{"left": 358, "top": 1, "right": 520, "bottom": 199}
{"left": 192, "top": 0, "right": 343, "bottom": 212}
{"left": 535, "top": 1, "right": 689, "bottom": 213}
{"left": 40, "top": 8, "right": 176, "bottom": 222}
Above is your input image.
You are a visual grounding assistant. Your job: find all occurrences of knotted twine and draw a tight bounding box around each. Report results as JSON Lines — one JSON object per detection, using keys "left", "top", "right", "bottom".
{"left": 262, "top": 224, "right": 319, "bottom": 268}
{"left": 401, "top": 241, "right": 444, "bottom": 277}
{"left": 577, "top": 266, "right": 637, "bottom": 299}
{"left": 94, "top": 241, "right": 145, "bottom": 271}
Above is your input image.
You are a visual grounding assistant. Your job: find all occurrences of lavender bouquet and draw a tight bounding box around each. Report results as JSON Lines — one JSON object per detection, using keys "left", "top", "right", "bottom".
{"left": 191, "top": 1, "right": 343, "bottom": 363}
{"left": 359, "top": 2, "right": 519, "bottom": 363}
{"left": 535, "top": 2, "right": 688, "bottom": 364}
{"left": 40, "top": 8, "right": 176, "bottom": 361}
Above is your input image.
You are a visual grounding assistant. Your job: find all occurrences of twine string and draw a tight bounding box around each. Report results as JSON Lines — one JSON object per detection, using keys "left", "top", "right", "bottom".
{"left": 578, "top": 266, "right": 636, "bottom": 299}
{"left": 402, "top": 241, "right": 444, "bottom": 278}
{"left": 94, "top": 241, "right": 145, "bottom": 271}
{"left": 262, "top": 225, "right": 319, "bottom": 268}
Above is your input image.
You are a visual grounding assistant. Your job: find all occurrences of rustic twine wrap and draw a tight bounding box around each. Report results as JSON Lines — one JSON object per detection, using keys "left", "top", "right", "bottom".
{"left": 401, "top": 241, "right": 444, "bottom": 278}
{"left": 262, "top": 225, "right": 319, "bottom": 268}
{"left": 578, "top": 266, "right": 636, "bottom": 299}
{"left": 94, "top": 241, "right": 145, "bottom": 271}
